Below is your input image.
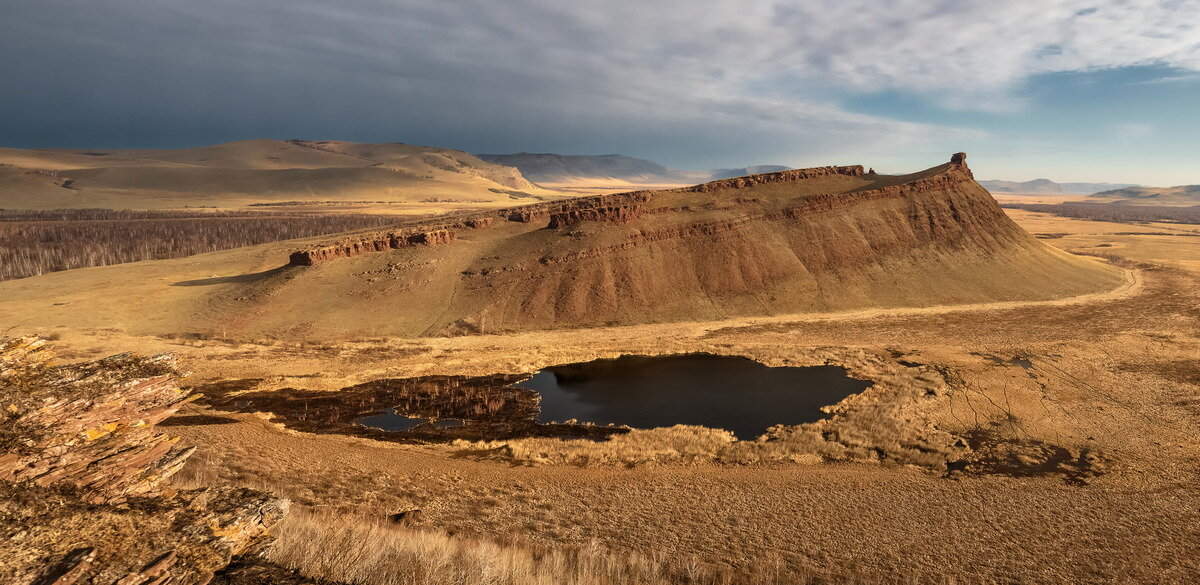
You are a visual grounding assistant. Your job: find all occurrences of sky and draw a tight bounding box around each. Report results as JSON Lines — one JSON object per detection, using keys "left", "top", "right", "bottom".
{"left": 2, "top": 0, "right": 1199, "bottom": 184}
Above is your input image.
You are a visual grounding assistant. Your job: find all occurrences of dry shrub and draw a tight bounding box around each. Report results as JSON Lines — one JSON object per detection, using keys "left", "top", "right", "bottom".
{"left": 452, "top": 418, "right": 958, "bottom": 469}
{"left": 456, "top": 425, "right": 741, "bottom": 467}
{"left": 1002, "top": 202, "right": 1200, "bottom": 225}
{"left": 452, "top": 425, "right": 847, "bottom": 467}
{"left": 265, "top": 508, "right": 799, "bottom": 585}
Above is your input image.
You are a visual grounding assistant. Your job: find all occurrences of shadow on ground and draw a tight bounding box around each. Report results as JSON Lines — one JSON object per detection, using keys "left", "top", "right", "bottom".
{"left": 172, "top": 265, "right": 291, "bottom": 286}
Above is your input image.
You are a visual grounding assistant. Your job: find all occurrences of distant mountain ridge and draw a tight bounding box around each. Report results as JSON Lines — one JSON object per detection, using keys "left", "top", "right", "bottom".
{"left": 1088, "top": 184, "right": 1200, "bottom": 205}
{"left": 710, "top": 165, "right": 792, "bottom": 180}
{"left": 476, "top": 153, "right": 707, "bottom": 185}
{"left": 980, "top": 178, "right": 1140, "bottom": 195}
{"left": 477, "top": 152, "right": 791, "bottom": 186}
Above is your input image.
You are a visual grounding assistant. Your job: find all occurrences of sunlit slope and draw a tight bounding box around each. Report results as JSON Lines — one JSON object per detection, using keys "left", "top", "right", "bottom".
{"left": 477, "top": 152, "right": 708, "bottom": 187}
{"left": 0, "top": 154, "right": 1124, "bottom": 340}
{"left": 0, "top": 139, "right": 556, "bottom": 209}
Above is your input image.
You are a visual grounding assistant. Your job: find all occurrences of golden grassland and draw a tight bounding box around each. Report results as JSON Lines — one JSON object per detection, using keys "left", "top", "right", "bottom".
{"left": 0, "top": 140, "right": 567, "bottom": 211}
{"left": 6, "top": 209, "right": 1200, "bottom": 584}
{"left": 264, "top": 508, "right": 810, "bottom": 585}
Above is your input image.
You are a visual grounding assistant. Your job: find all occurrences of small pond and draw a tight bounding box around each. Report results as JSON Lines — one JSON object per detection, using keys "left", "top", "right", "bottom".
{"left": 195, "top": 354, "right": 874, "bottom": 443}
{"left": 516, "top": 354, "right": 873, "bottom": 440}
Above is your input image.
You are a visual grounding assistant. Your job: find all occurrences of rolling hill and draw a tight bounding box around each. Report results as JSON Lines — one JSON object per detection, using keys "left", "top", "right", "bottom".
{"left": 475, "top": 153, "right": 708, "bottom": 187}
{"left": 0, "top": 139, "right": 558, "bottom": 210}
{"left": 476, "top": 153, "right": 792, "bottom": 187}
{"left": 979, "top": 178, "right": 1139, "bottom": 195}
{"left": 0, "top": 153, "right": 1125, "bottom": 339}
{"left": 1087, "top": 184, "right": 1200, "bottom": 205}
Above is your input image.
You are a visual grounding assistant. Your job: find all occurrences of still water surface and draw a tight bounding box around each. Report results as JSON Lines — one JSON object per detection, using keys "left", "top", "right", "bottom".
{"left": 516, "top": 354, "right": 872, "bottom": 440}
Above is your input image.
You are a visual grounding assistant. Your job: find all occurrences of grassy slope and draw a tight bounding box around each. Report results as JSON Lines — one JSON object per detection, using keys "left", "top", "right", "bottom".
{"left": 0, "top": 139, "right": 559, "bottom": 210}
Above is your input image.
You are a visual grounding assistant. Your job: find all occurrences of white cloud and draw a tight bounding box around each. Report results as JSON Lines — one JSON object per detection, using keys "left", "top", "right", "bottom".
{"left": 1137, "top": 72, "right": 1200, "bottom": 84}
{"left": 1, "top": 0, "right": 1197, "bottom": 166}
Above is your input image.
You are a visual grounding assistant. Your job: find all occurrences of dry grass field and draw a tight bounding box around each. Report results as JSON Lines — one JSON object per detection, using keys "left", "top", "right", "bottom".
{"left": 260, "top": 508, "right": 801, "bottom": 585}
{"left": 1002, "top": 202, "right": 1200, "bottom": 224}
{"left": 6, "top": 207, "right": 1197, "bottom": 584}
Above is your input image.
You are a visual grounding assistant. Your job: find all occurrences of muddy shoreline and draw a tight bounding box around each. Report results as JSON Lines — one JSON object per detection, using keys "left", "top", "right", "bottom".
{"left": 189, "top": 374, "right": 629, "bottom": 443}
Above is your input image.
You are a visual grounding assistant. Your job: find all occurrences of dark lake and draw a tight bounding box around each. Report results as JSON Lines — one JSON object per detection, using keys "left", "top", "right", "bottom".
{"left": 515, "top": 354, "right": 873, "bottom": 440}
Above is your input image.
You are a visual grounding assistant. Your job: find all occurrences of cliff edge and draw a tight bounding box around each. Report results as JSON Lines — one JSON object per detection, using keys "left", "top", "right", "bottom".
{"left": 101, "top": 153, "right": 1132, "bottom": 338}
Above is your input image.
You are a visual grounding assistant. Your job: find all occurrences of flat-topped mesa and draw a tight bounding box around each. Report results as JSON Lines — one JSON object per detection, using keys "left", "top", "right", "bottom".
{"left": 286, "top": 156, "right": 968, "bottom": 266}
{"left": 205, "top": 153, "right": 1126, "bottom": 337}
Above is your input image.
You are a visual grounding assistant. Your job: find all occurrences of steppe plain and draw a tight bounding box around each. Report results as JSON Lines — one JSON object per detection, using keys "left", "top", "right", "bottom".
{"left": 3, "top": 202, "right": 1198, "bottom": 583}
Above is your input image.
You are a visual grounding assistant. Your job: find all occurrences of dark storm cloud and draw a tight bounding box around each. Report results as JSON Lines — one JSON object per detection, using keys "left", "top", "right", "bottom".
{"left": 1, "top": 0, "right": 1196, "bottom": 169}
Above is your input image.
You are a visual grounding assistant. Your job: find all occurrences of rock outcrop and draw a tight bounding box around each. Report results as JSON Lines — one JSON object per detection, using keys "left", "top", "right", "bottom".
{"left": 222, "top": 153, "right": 1124, "bottom": 338}
{"left": 0, "top": 339, "right": 193, "bottom": 503}
{"left": 289, "top": 229, "right": 456, "bottom": 266}
{"left": 288, "top": 192, "right": 654, "bottom": 265}
{"left": 0, "top": 337, "right": 288, "bottom": 585}
{"left": 504, "top": 192, "right": 653, "bottom": 224}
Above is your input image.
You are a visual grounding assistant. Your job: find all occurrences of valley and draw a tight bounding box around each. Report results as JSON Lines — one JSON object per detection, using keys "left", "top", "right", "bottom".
{"left": 3, "top": 154, "right": 1197, "bottom": 583}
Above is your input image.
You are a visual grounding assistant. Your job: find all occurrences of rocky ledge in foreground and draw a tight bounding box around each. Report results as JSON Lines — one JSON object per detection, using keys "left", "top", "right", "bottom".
{"left": 0, "top": 337, "right": 288, "bottom": 585}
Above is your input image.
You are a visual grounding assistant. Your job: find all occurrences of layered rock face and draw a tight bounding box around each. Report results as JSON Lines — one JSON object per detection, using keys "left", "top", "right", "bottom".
{"left": 0, "top": 340, "right": 193, "bottom": 503}
{"left": 252, "top": 154, "right": 1124, "bottom": 337}
{"left": 0, "top": 337, "right": 288, "bottom": 585}
{"left": 289, "top": 229, "right": 456, "bottom": 266}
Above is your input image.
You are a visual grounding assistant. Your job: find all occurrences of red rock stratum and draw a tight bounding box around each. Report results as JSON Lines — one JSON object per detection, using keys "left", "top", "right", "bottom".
{"left": 207, "top": 154, "right": 1126, "bottom": 338}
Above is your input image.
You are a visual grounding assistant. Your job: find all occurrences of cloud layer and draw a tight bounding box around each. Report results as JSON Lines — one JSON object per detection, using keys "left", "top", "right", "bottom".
{"left": 2, "top": 0, "right": 1198, "bottom": 169}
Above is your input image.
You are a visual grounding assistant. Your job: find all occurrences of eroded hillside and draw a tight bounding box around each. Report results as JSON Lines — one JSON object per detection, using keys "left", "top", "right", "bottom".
{"left": 186, "top": 153, "right": 1126, "bottom": 338}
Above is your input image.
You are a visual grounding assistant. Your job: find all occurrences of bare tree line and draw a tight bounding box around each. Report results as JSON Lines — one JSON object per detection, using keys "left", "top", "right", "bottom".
{"left": 0, "top": 209, "right": 411, "bottom": 281}
{"left": 1002, "top": 202, "right": 1200, "bottom": 224}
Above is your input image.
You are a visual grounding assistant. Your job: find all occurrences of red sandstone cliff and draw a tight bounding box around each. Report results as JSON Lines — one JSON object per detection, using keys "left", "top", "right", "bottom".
{"left": 245, "top": 153, "right": 1123, "bottom": 337}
